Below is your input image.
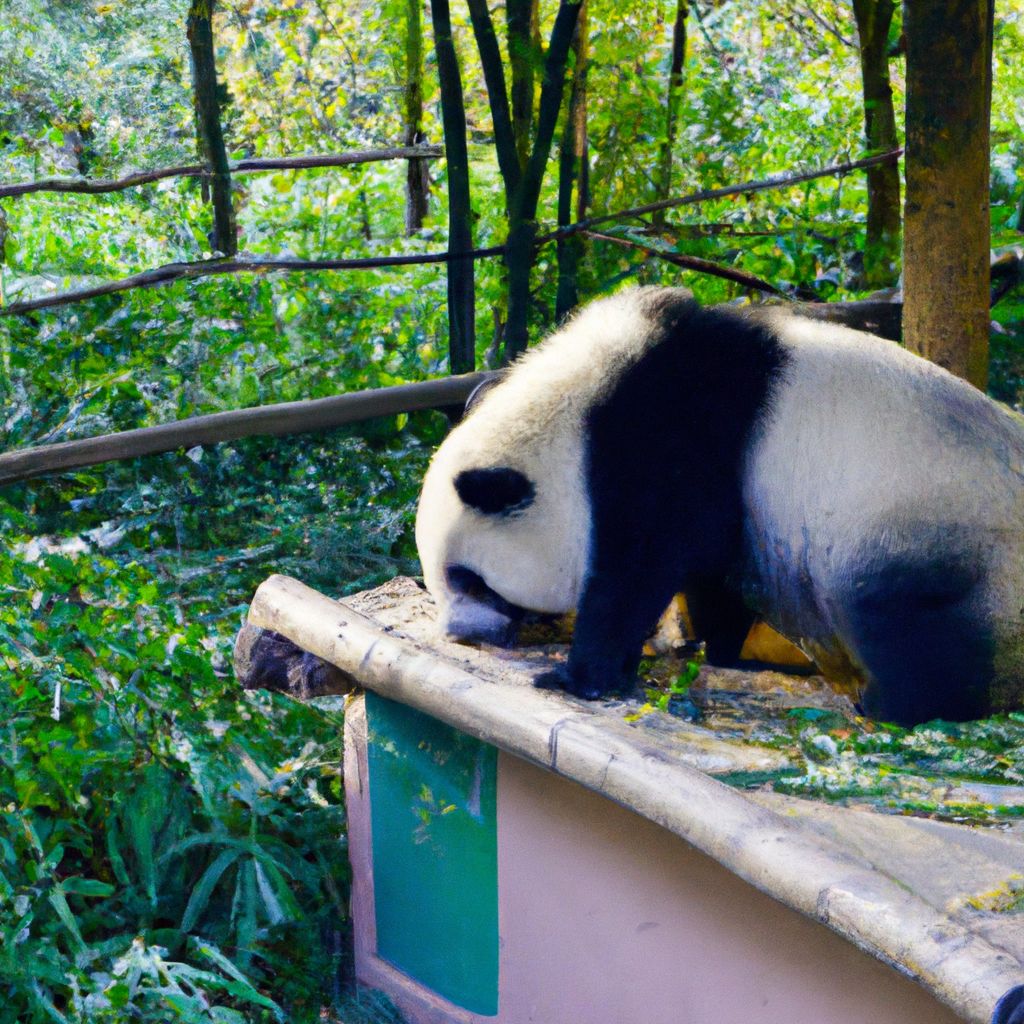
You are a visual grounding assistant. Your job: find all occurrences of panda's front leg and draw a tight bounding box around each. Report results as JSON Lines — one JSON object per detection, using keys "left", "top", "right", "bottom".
{"left": 535, "top": 568, "right": 677, "bottom": 699}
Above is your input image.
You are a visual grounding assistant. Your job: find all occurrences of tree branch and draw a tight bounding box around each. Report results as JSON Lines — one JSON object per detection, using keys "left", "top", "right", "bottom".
{"left": 0, "top": 248, "right": 504, "bottom": 317}
{"left": 540, "top": 148, "right": 903, "bottom": 244}
{"left": 2, "top": 153, "right": 900, "bottom": 317}
{"left": 584, "top": 230, "right": 783, "bottom": 295}
{"left": 0, "top": 147, "right": 444, "bottom": 199}
{"left": 798, "top": 3, "right": 855, "bottom": 48}
{"left": 0, "top": 372, "right": 494, "bottom": 486}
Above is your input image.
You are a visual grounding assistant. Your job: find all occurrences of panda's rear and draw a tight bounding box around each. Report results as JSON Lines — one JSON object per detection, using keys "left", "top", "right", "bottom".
{"left": 744, "top": 312, "right": 1024, "bottom": 722}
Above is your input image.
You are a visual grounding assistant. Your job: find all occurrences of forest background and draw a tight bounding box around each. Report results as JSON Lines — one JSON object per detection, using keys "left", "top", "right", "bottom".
{"left": 0, "top": 1, "right": 1023, "bottom": 1021}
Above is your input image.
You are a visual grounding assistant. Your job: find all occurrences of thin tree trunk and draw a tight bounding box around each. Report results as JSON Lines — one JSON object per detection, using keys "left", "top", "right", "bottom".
{"left": 466, "top": 0, "right": 581, "bottom": 362}
{"left": 465, "top": 0, "right": 521, "bottom": 204}
{"left": 502, "top": 1, "right": 583, "bottom": 361}
{"left": 358, "top": 187, "right": 372, "bottom": 240}
{"left": 556, "top": 3, "right": 589, "bottom": 321}
{"left": 507, "top": 0, "right": 539, "bottom": 171}
{"left": 654, "top": 0, "right": 688, "bottom": 230}
{"left": 902, "top": 0, "right": 993, "bottom": 388}
{"left": 404, "top": 0, "right": 430, "bottom": 233}
{"left": 430, "top": 0, "right": 475, "bottom": 373}
{"left": 851, "top": 0, "right": 900, "bottom": 287}
{"left": 187, "top": 0, "right": 237, "bottom": 256}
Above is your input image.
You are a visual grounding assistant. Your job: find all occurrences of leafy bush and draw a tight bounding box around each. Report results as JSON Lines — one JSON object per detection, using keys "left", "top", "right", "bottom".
{"left": 0, "top": 508, "right": 360, "bottom": 1021}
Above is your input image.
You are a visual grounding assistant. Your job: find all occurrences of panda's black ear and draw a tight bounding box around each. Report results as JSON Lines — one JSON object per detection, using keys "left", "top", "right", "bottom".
{"left": 455, "top": 467, "right": 535, "bottom": 516}
{"left": 464, "top": 371, "right": 508, "bottom": 416}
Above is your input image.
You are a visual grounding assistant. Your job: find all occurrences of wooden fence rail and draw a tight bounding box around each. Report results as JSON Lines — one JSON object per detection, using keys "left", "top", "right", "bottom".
{"left": 1, "top": 151, "right": 901, "bottom": 318}
{"left": 0, "top": 146, "right": 444, "bottom": 199}
{"left": 0, "top": 372, "right": 492, "bottom": 487}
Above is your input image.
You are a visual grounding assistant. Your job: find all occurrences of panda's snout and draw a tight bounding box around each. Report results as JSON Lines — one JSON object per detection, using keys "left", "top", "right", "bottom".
{"left": 441, "top": 565, "right": 527, "bottom": 648}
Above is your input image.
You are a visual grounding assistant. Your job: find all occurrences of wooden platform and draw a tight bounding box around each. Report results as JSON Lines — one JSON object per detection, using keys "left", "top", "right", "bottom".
{"left": 245, "top": 574, "right": 1024, "bottom": 1024}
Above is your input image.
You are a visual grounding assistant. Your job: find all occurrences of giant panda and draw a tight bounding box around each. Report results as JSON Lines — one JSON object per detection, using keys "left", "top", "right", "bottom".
{"left": 415, "top": 287, "right": 1024, "bottom": 726}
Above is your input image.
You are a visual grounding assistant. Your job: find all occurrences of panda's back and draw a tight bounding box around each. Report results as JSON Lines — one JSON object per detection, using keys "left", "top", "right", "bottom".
{"left": 742, "top": 313, "right": 1024, "bottom": 652}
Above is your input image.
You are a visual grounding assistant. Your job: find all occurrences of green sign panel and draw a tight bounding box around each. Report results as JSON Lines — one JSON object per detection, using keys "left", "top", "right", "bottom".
{"left": 365, "top": 692, "right": 499, "bottom": 1016}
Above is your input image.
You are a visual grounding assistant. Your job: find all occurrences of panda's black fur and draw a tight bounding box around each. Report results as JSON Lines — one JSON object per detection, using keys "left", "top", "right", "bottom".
{"left": 570, "top": 291, "right": 788, "bottom": 693}
{"left": 416, "top": 287, "right": 1024, "bottom": 726}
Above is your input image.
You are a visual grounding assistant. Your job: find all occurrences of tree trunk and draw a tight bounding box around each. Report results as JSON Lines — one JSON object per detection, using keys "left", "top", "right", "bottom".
{"left": 430, "top": 0, "right": 476, "bottom": 374}
{"left": 851, "top": 0, "right": 901, "bottom": 288}
{"left": 654, "top": 0, "right": 688, "bottom": 230}
{"left": 502, "top": 0, "right": 583, "bottom": 361}
{"left": 186, "top": 0, "right": 236, "bottom": 257}
{"left": 507, "top": 0, "right": 539, "bottom": 172}
{"left": 465, "top": 0, "right": 580, "bottom": 360}
{"left": 902, "top": 0, "right": 993, "bottom": 389}
{"left": 556, "top": 3, "right": 589, "bottom": 321}
{"left": 466, "top": 0, "right": 521, "bottom": 205}
{"left": 404, "top": 0, "right": 430, "bottom": 234}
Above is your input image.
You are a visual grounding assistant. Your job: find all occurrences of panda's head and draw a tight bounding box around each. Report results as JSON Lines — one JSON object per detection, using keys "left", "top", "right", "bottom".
{"left": 415, "top": 388, "right": 590, "bottom": 646}
{"left": 416, "top": 286, "right": 694, "bottom": 647}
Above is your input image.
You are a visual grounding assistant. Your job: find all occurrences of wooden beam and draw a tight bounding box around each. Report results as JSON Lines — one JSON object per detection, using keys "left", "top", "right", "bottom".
{"left": 0, "top": 372, "right": 492, "bottom": 486}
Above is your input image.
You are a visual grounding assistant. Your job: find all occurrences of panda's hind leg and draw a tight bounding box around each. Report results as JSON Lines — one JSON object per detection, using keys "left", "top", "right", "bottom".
{"left": 839, "top": 555, "right": 994, "bottom": 726}
{"left": 684, "top": 578, "right": 756, "bottom": 668}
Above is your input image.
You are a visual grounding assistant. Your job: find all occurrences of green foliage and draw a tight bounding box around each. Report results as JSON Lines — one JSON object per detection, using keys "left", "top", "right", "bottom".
{"left": 643, "top": 658, "right": 703, "bottom": 715}
{"left": 0, "top": 503, "right": 361, "bottom": 1020}
{"left": 770, "top": 712, "right": 1024, "bottom": 824}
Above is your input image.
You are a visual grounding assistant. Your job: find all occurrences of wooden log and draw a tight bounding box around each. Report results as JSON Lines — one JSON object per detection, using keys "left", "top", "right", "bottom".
{"left": 0, "top": 147, "right": 445, "bottom": 199}
{"left": 234, "top": 622, "right": 356, "bottom": 699}
{"left": 796, "top": 299, "right": 903, "bottom": 340}
{"left": 0, "top": 371, "right": 492, "bottom": 486}
{"left": 0, "top": 248, "right": 505, "bottom": 317}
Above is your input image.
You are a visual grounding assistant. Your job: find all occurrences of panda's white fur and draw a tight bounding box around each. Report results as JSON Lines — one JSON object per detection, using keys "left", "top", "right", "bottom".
{"left": 744, "top": 311, "right": 1024, "bottom": 685}
{"left": 416, "top": 287, "right": 1024, "bottom": 723}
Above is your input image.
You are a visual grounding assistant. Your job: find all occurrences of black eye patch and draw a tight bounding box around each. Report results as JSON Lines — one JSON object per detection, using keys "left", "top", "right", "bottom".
{"left": 454, "top": 467, "right": 535, "bottom": 516}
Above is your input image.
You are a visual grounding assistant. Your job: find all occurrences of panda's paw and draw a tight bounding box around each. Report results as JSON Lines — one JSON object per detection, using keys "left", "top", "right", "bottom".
{"left": 534, "top": 665, "right": 582, "bottom": 695}
{"left": 534, "top": 664, "right": 626, "bottom": 701}
{"left": 992, "top": 984, "right": 1024, "bottom": 1024}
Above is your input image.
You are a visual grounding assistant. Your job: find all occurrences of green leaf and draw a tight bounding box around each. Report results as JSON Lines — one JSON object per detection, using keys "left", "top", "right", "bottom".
{"left": 181, "top": 846, "right": 243, "bottom": 933}
{"left": 47, "top": 885, "right": 86, "bottom": 950}
{"left": 194, "top": 939, "right": 286, "bottom": 1019}
{"left": 59, "top": 876, "right": 116, "bottom": 897}
{"left": 105, "top": 816, "right": 131, "bottom": 888}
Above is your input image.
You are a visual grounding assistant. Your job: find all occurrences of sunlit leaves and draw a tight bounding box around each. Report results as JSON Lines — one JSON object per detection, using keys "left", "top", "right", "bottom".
{"left": 0, "top": 499, "right": 350, "bottom": 1021}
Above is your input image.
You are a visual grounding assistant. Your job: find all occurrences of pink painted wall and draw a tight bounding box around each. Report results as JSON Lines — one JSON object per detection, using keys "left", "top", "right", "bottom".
{"left": 346, "top": 700, "right": 965, "bottom": 1024}
{"left": 496, "top": 753, "right": 963, "bottom": 1024}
